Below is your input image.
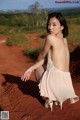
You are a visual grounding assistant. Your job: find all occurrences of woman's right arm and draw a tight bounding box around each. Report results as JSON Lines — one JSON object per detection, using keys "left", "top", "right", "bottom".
{"left": 21, "top": 35, "right": 52, "bottom": 82}
{"left": 21, "top": 59, "right": 44, "bottom": 81}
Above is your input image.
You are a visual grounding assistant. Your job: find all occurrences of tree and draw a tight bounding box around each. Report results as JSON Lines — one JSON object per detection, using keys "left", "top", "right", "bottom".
{"left": 28, "top": 2, "right": 42, "bottom": 15}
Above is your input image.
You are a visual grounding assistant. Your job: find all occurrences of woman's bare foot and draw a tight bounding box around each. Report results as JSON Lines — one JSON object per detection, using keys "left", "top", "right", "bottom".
{"left": 44, "top": 98, "right": 53, "bottom": 111}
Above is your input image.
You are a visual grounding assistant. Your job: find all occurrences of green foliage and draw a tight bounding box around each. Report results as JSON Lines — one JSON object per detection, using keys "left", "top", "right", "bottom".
{"left": 67, "top": 17, "right": 80, "bottom": 25}
{"left": 60, "top": 8, "right": 80, "bottom": 18}
{"left": 0, "top": 12, "right": 47, "bottom": 28}
{"left": 22, "top": 26, "right": 45, "bottom": 33}
{"left": 0, "top": 15, "right": 9, "bottom": 25}
{"left": 6, "top": 39, "right": 13, "bottom": 46}
{"left": 67, "top": 24, "right": 80, "bottom": 45}
{"left": 0, "top": 8, "right": 80, "bottom": 46}
{"left": 0, "top": 25, "right": 8, "bottom": 34}
{"left": 6, "top": 33, "right": 30, "bottom": 46}
{"left": 24, "top": 47, "right": 42, "bottom": 59}
{"left": 8, "top": 13, "right": 28, "bottom": 26}
{"left": 0, "top": 8, "right": 80, "bottom": 28}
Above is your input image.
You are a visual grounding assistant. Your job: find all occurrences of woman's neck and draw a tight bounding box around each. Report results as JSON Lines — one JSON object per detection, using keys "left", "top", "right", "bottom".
{"left": 57, "top": 32, "right": 63, "bottom": 39}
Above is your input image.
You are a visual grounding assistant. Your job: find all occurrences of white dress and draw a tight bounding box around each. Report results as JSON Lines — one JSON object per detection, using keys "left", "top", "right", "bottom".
{"left": 38, "top": 50, "right": 79, "bottom": 106}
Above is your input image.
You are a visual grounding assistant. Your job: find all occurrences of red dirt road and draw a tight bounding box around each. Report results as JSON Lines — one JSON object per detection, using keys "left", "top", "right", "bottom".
{"left": 0, "top": 34, "right": 80, "bottom": 120}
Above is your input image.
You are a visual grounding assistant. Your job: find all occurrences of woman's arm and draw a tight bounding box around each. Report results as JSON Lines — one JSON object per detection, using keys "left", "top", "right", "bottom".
{"left": 37, "top": 35, "right": 52, "bottom": 61}
{"left": 21, "top": 59, "right": 44, "bottom": 81}
{"left": 32, "top": 59, "right": 44, "bottom": 70}
{"left": 21, "top": 35, "right": 52, "bottom": 82}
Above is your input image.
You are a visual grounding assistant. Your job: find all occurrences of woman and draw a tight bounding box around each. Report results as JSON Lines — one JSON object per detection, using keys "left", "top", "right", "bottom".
{"left": 21, "top": 12, "right": 79, "bottom": 111}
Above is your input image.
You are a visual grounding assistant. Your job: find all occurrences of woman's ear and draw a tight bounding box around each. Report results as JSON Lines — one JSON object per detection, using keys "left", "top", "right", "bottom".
{"left": 61, "top": 25, "right": 64, "bottom": 30}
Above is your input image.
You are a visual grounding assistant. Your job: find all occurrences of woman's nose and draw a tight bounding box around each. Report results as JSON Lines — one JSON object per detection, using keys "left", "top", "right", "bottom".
{"left": 49, "top": 25, "right": 53, "bottom": 29}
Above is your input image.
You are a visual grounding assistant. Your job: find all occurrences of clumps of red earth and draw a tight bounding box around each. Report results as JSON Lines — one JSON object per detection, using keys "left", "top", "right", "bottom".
{"left": 0, "top": 34, "right": 80, "bottom": 120}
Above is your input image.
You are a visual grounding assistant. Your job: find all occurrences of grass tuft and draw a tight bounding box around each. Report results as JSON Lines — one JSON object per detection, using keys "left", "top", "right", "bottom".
{"left": 23, "top": 47, "right": 42, "bottom": 59}
{"left": 6, "top": 33, "right": 30, "bottom": 46}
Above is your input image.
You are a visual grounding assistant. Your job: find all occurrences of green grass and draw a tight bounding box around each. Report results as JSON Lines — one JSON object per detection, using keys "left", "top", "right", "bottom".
{"left": 1, "top": 23, "right": 80, "bottom": 46}
{"left": 23, "top": 47, "right": 42, "bottom": 59}
{"left": 3, "top": 24, "right": 80, "bottom": 46}
{"left": 68, "top": 24, "right": 80, "bottom": 45}
{"left": 0, "top": 8, "right": 80, "bottom": 46}
{"left": 21, "top": 26, "right": 45, "bottom": 34}
{"left": 6, "top": 33, "right": 30, "bottom": 46}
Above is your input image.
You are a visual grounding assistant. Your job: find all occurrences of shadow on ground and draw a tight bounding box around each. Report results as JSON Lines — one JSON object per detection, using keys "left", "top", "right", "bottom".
{"left": 2, "top": 74, "right": 44, "bottom": 105}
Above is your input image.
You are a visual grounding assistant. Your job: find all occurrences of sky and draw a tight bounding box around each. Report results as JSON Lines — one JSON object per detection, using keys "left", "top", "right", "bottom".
{"left": 0, "top": 0, "right": 80, "bottom": 11}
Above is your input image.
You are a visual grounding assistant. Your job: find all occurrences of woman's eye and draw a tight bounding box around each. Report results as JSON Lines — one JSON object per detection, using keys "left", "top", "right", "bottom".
{"left": 53, "top": 24, "right": 56, "bottom": 26}
{"left": 48, "top": 23, "right": 56, "bottom": 26}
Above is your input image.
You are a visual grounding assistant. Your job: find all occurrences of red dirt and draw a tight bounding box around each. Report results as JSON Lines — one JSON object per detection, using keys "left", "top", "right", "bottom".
{"left": 0, "top": 34, "right": 80, "bottom": 120}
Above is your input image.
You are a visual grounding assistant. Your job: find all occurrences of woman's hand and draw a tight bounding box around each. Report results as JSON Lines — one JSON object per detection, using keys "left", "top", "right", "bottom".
{"left": 21, "top": 58, "right": 44, "bottom": 82}
{"left": 21, "top": 67, "right": 33, "bottom": 82}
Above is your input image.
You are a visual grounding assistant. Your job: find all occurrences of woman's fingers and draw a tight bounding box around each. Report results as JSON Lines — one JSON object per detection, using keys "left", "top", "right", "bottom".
{"left": 21, "top": 71, "right": 31, "bottom": 82}
{"left": 21, "top": 67, "right": 33, "bottom": 82}
{"left": 21, "top": 73, "right": 28, "bottom": 81}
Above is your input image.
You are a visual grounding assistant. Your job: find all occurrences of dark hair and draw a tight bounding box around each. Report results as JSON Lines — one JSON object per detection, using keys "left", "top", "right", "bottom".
{"left": 47, "top": 12, "right": 68, "bottom": 38}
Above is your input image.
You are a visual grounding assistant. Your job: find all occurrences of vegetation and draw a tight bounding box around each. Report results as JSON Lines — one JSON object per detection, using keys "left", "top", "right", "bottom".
{"left": 0, "top": 12, "right": 48, "bottom": 29}
{"left": 23, "top": 47, "right": 42, "bottom": 59}
{"left": 60, "top": 8, "right": 80, "bottom": 18}
{"left": 0, "top": 6, "right": 80, "bottom": 47}
{"left": 6, "top": 33, "right": 30, "bottom": 46}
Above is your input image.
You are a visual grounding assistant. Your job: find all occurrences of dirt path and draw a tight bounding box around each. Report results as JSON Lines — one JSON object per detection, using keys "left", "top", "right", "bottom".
{"left": 0, "top": 34, "right": 80, "bottom": 120}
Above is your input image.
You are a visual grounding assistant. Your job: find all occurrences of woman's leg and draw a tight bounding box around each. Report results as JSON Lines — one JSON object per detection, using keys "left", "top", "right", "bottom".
{"left": 34, "top": 55, "right": 47, "bottom": 83}
{"left": 34, "top": 65, "right": 45, "bottom": 83}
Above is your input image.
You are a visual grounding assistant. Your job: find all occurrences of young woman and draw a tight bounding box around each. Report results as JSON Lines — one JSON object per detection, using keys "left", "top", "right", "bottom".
{"left": 21, "top": 12, "right": 79, "bottom": 111}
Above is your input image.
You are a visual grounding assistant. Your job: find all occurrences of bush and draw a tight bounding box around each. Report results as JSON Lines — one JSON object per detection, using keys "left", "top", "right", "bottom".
{"left": 24, "top": 47, "right": 42, "bottom": 59}
{"left": 6, "top": 33, "right": 30, "bottom": 46}
{"left": 6, "top": 38, "right": 13, "bottom": 46}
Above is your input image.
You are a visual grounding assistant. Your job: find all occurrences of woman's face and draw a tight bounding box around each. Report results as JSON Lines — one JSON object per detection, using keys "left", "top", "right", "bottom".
{"left": 48, "top": 17, "right": 63, "bottom": 36}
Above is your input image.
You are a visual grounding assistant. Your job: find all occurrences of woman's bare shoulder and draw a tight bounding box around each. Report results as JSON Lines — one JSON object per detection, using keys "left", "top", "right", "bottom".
{"left": 46, "top": 34, "right": 57, "bottom": 42}
{"left": 46, "top": 34, "right": 56, "bottom": 39}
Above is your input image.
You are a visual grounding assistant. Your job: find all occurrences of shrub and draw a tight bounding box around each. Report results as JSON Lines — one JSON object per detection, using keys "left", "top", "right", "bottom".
{"left": 24, "top": 47, "right": 42, "bottom": 59}
{"left": 6, "top": 38, "right": 13, "bottom": 46}
{"left": 6, "top": 33, "right": 30, "bottom": 46}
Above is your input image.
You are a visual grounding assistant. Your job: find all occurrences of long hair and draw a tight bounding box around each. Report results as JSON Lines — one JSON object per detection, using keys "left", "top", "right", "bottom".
{"left": 47, "top": 12, "right": 68, "bottom": 38}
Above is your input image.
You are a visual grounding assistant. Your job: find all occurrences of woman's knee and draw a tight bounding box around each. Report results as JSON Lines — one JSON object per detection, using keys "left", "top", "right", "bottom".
{"left": 34, "top": 66, "right": 45, "bottom": 83}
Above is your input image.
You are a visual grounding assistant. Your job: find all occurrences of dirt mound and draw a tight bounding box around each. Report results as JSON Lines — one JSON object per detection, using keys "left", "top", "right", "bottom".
{"left": 0, "top": 34, "right": 80, "bottom": 120}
